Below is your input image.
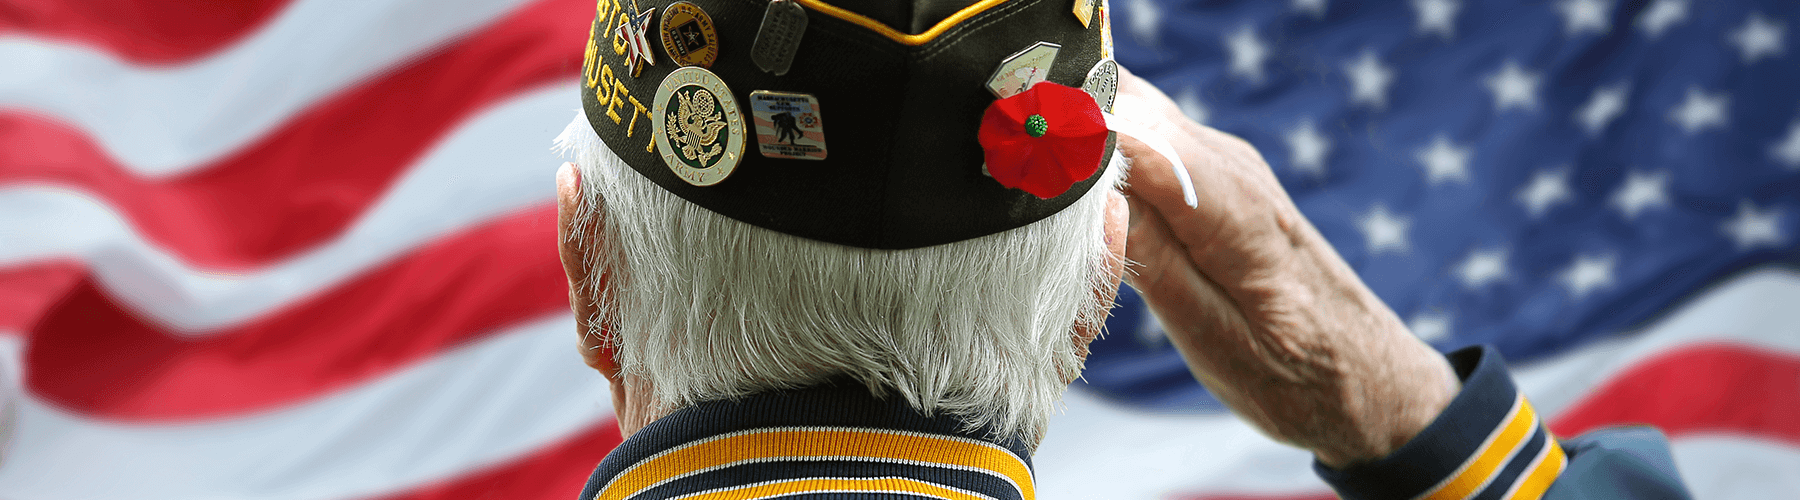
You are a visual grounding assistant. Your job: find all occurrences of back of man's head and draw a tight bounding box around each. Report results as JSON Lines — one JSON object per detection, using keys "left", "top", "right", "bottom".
{"left": 558, "top": 115, "right": 1121, "bottom": 442}
{"left": 559, "top": 0, "right": 1125, "bottom": 443}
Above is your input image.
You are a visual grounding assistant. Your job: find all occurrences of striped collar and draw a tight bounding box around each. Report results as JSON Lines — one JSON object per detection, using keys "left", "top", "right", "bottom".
{"left": 579, "top": 379, "right": 1036, "bottom": 500}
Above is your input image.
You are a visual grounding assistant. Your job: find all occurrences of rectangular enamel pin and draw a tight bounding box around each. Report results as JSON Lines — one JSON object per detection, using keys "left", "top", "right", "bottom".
{"left": 749, "top": 90, "right": 827, "bottom": 160}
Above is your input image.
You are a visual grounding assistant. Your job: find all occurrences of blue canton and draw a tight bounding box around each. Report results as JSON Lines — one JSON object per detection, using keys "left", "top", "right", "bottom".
{"left": 1086, "top": 0, "right": 1800, "bottom": 412}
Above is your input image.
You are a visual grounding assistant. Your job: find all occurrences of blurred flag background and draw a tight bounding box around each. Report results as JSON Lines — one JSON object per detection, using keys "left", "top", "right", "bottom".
{"left": 0, "top": 0, "right": 1794, "bottom": 498}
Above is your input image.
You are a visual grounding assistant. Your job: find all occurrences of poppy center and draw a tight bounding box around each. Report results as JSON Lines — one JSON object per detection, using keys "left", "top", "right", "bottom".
{"left": 1025, "top": 114, "right": 1048, "bottom": 137}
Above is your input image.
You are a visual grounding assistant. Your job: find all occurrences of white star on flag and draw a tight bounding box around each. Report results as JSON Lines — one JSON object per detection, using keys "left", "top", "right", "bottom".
{"left": 1485, "top": 60, "right": 1541, "bottom": 112}
{"left": 1177, "top": 86, "right": 1208, "bottom": 124}
{"left": 1415, "top": 134, "right": 1472, "bottom": 185}
{"left": 1225, "top": 26, "right": 1270, "bottom": 83}
{"left": 1636, "top": 0, "right": 1689, "bottom": 39}
{"left": 1560, "top": 253, "right": 1618, "bottom": 300}
{"left": 1293, "top": 0, "right": 1328, "bottom": 18}
{"left": 1556, "top": 0, "right": 1613, "bottom": 36}
{"left": 1776, "top": 119, "right": 1800, "bottom": 169}
{"left": 1669, "top": 86, "right": 1730, "bottom": 135}
{"left": 1126, "top": 0, "right": 1162, "bottom": 45}
{"left": 1517, "top": 167, "right": 1574, "bottom": 218}
{"left": 1729, "top": 13, "right": 1787, "bottom": 64}
{"left": 1286, "top": 119, "right": 1332, "bottom": 177}
{"left": 1359, "top": 204, "right": 1412, "bottom": 255}
{"left": 1457, "top": 247, "right": 1510, "bottom": 290}
{"left": 1721, "top": 200, "right": 1786, "bottom": 251}
{"left": 1344, "top": 49, "right": 1395, "bottom": 110}
{"left": 1610, "top": 170, "right": 1671, "bottom": 220}
{"left": 1412, "top": 0, "right": 1461, "bottom": 39}
{"left": 1575, "top": 83, "right": 1630, "bottom": 135}
{"left": 1407, "top": 311, "right": 1453, "bottom": 342}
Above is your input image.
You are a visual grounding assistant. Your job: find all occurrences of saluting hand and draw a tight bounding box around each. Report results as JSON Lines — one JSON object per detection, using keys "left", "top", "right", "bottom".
{"left": 1111, "top": 67, "right": 1461, "bottom": 468}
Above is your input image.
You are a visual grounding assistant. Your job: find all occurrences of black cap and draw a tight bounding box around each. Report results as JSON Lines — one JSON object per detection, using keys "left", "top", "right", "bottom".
{"left": 581, "top": 0, "right": 1116, "bottom": 249}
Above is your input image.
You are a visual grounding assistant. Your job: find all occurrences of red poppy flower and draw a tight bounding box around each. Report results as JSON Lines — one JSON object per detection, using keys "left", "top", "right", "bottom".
{"left": 978, "top": 82, "right": 1108, "bottom": 199}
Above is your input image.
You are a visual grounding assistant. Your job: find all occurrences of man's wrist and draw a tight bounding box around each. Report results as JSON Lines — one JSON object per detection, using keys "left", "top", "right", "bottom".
{"left": 1314, "top": 347, "right": 1565, "bottom": 500}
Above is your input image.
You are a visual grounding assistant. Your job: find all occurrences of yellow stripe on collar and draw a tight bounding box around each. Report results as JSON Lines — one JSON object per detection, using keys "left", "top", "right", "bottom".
{"left": 1503, "top": 436, "right": 1568, "bottom": 500}
{"left": 1418, "top": 394, "right": 1542, "bottom": 500}
{"left": 673, "top": 477, "right": 995, "bottom": 500}
{"left": 595, "top": 427, "right": 1034, "bottom": 500}
{"left": 792, "top": 0, "right": 1012, "bottom": 46}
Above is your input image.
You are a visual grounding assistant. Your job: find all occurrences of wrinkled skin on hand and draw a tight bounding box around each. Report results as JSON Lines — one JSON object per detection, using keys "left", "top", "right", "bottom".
{"left": 1113, "top": 67, "right": 1459, "bottom": 468}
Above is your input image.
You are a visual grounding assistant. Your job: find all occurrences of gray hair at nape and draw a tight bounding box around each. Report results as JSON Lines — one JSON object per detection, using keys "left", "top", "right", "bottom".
{"left": 555, "top": 111, "right": 1124, "bottom": 443}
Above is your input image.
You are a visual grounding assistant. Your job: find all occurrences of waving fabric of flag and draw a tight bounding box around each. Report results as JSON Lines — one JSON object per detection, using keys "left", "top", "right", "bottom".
{"left": 0, "top": 0, "right": 1794, "bottom": 499}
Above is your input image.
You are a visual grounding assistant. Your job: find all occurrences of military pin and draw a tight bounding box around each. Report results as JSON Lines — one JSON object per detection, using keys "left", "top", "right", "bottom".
{"left": 652, "top": 67, "right": 746, "bottom": 186}
{"left": 986, "top": 42, "right": 1061, "bottom": 99}
{"left": 1082, "top": 58, "right": 1119, "bottom": 113}
{"left": 660, "top": 1, "right": 721, "bottom": 68}
{"left": 616, "top": 2, "right": 658, "bottom": 77}
{"left": 749, "top": 91, "right": 827, "bottom": 160}
{"left": 1072, "top": 0, "right": 1097, "bottom": 28}
{"left": 751, "top": 0, "right": 809, "bottom": 76}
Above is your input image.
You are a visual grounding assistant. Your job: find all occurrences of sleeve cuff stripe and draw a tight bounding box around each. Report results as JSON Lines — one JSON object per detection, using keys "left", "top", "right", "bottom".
{"left": 1500, "top": 435, "right": 1567, "bottom": 500}
{"left": 1416, "top": 394, "right": 1537, "bottom": 500}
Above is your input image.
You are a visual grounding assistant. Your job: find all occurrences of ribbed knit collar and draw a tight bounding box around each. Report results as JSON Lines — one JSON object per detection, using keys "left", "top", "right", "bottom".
{"left": 578, "top": 378, "right": 1036, "bottom": 500}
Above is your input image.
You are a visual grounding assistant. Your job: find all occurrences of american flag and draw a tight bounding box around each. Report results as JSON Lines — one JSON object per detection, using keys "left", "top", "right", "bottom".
{"left": 0, "top": 1, "right": 1793, "bottom": 499}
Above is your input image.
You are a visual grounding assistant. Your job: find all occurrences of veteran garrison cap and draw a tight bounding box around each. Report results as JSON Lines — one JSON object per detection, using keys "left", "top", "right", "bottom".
{"left": 580, "top": 0, "right": 1120, "bottom": 249}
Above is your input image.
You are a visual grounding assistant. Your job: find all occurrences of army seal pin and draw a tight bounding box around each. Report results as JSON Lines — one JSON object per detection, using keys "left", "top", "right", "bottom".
{"left": 660, "top": 1, "right": 721, "bottom": 68}
{"left": 653, "top": 67, "right": 746, "bottom": 186}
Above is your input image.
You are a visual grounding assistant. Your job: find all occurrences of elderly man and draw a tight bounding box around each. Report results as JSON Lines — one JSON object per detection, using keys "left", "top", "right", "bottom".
{"left": 554, "top": 0, "right": 1689, "bottom": 498}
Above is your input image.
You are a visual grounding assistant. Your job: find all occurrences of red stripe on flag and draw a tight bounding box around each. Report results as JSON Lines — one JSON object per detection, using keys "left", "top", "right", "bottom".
{"left": 1550, "top": 343, "right": 1800, "bottom": 445}
{"left": 371, "top": 419, "right": 623, "bottom": 500}
{"left": 0, "top": 0, "right": 589, "bottom": 268}
{"left": 0, "top": 0, "right": 289, "bottom": 64}
{"left": 0, "top": 259, "right": 85, "bottom": 334}
{"left": 23, "top": 205, "right": 575, "bottom": 419}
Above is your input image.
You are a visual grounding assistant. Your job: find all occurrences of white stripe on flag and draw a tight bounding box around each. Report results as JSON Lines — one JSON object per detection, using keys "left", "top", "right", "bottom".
{"left": 0, "top": 85, "right": 571, "bottom": 332}
{"left": 0, "top": 314, "right": 608, "bottom": 500}
{"left": 1670, "top": 435, "right": 1800, "bottom": 500}
{"left": 0, "top": 0, "right": 532, "bottom": 177}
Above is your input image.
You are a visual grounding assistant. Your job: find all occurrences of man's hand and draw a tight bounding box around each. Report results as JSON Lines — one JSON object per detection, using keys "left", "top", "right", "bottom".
{"left": 1112, "top": 68, "right": 1460, "bottom": 468}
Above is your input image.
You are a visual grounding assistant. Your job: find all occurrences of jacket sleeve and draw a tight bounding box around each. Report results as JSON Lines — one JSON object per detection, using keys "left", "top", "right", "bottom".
{"left": 1311, "top": 346, "right": 1692, "bottom": 500}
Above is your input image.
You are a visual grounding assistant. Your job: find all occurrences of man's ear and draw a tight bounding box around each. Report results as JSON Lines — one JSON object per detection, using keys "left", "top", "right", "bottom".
{"left": 557, "top": 162, "right": 620, "bottom": 380}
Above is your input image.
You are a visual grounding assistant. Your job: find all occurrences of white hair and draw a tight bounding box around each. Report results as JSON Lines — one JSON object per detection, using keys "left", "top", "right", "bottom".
{"left": 556, "top": 111, "right": 1122, "bottom": 443}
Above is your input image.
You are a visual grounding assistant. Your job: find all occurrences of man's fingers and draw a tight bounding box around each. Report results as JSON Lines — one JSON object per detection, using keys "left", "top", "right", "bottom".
{"left": 1121, "top": 195, "right": 1263, "bottom": 412}
{"left": 1113, "top": 95, "right": 1300, "bottom": 291}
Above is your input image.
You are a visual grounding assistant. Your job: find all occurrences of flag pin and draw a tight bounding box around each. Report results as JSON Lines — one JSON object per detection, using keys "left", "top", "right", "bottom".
{"left": 749, "top": 90, "right": 827, "bottom": 160}
{"left": 660, "top": 1, "right": 721, "bottom": 68}
{"left": 653, "top": 67, "right": 746, "bottom": 186}
{"left": 986, "top": 42, "right": 1061, "bottom": 99}
{"left": 616, "top": 1, "right": 658, "bottom": 77}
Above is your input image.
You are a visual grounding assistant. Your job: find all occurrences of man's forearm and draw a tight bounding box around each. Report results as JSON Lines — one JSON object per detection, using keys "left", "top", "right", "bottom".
{"left": 1130, "top": 196, "right": 1459, "bottom": 467}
